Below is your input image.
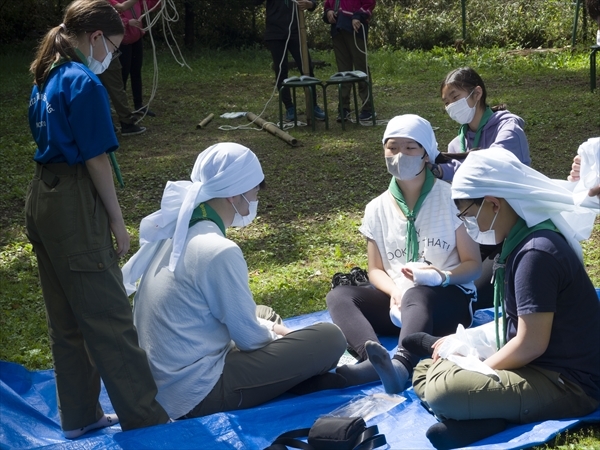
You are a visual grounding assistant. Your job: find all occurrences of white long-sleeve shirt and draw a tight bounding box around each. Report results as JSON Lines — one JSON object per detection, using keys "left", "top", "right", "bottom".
{"left": 133, "top": 220, "right": 274, "bottom": 418}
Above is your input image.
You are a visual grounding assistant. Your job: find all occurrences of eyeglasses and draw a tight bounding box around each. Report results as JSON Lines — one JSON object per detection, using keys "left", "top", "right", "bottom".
{"left": 104, "top": 35, "right": 122, "bottom": 59}
{"left": 456, "top": 200, "right": 477, "bottom": 221}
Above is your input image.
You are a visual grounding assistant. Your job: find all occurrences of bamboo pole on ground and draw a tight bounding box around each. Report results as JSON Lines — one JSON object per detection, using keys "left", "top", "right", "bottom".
{"left": 246, "top": 112, "right": 298, "bottom": 146}
{"left": 196, "top": 113, "right": 214, "bottom": 129}
{"left": 297, "top": 6, "right": 312, "bottom": 125}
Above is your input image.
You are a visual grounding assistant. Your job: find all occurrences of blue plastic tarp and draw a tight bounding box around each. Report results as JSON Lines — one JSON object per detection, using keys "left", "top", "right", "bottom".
{"left": 1, "top": 305, "right": 599, "bottom": 450}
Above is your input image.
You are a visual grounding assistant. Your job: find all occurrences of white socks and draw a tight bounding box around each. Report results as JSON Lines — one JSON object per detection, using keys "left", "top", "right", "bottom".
{"left": 63, "top": 413, "right": 119, "bottom": 439}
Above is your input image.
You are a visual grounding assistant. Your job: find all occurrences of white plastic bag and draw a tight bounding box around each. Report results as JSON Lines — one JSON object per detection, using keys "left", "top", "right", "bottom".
{"left": 327, "top": 394, "right": 406, "bottom": 421}
{"left": 437, "top": 320, "right": 503, "bottom": 381}
{"left": 573, "top": 137, "right": 600, "bottom": 208}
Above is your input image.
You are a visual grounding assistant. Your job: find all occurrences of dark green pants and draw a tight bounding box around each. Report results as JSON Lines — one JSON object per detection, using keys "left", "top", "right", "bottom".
{"left": 332, "top": 29, "right": 371, "bottom": 112}
{"left": 183, "top": 320, "right": 346, "bottom": 418}
{"left": 413, "top": 358, "right": 599, "bottom": 423}
{"left": 25, "top": 163, "right": 169, "bottom": 431}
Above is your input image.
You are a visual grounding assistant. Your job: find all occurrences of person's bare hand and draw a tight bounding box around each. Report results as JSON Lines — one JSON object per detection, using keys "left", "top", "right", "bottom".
{"left": 589, "top": 185, "right": 600, "bottom": 197}
{"left": 431, "top": 336, "right": 447, "bottom": 362}
{"left": 296, "top": 0, "right": 312, "bottom": 11}
{"left": 389, "top": 287, "right": 403, "bottom": 309}
{"left": 129, "top": 18, "right": 142, "bottom": 28}
{"left": 400, "top": 267, "right": 415, "bottom": 282}
{"left": 110, "top": 218, "right": 130, "bottom": 257}
{"left": 568, "top": 155, "right": 581, "bottom": 182}
{"left": 327, "top": 10, "right": 337, "bottom": 24}
{"left": 352, "top": 19, "right": 362, "bottom": 32}
{"left": 273, "top": 323, "right": 291, "bottom": 336}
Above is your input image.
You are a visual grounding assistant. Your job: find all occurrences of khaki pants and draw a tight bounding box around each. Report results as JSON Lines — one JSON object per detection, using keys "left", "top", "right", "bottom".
{"left": 183, "top": 316, "right": 346, "bottom": 418}
{"left": 332, "top": 29, "right": 371, "bottom": 112}
{"left": 413, "top": 358, "right": 598, "bottom": 424}
{"left": 98, "top": 57, "right": 138, "bottom": 125}
{"left": 25, "top": 163, "right": 169, "bottom": 431}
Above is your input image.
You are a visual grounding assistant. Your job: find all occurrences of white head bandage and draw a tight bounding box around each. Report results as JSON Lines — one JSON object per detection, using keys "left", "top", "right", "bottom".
{"left": 122, "top": 143, "right": 264, "bottom": 294}
{"left": 452, "top": 149, "right": 597, "bottom": 261}
{"left": 382, "top": 114, "right": 440, "bottom": 162}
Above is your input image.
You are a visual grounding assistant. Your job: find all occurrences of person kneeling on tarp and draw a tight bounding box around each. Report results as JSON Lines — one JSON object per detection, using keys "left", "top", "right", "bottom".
{"left": 122, "top": 143, "right": 346, "bottom": 421}
{"left": 411, "top": 149, "right": 600, "bottom": 450}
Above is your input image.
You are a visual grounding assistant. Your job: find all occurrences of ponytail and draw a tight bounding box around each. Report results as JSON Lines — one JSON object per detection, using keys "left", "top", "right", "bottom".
{"left": 30, "top": 25, "right": 81, "bottom": 87}
{"left": 30, "top": 0, "right": 123, "bottom": 87}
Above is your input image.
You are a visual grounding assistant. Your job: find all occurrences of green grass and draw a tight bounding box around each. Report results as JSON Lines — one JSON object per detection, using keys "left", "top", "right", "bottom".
{"left": 1, "top": 42, "right": 599, "bottom": 446}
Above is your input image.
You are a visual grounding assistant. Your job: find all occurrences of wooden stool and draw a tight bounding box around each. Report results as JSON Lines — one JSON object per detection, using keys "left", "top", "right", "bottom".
{"left": 324, "top": 71, "right": 375, "bottom": 130}
{"left": 278, "top": 76, "right": 328, "bottom": 131}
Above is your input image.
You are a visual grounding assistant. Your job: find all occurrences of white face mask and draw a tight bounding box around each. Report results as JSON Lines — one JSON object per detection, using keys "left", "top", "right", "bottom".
{"left": 385, "top": 151, "right": 426, "bottom": 181}
{"left": 87, "top": 35, "right": 112, "bottom": 75}
{"left": 445, "top": 90, "right": 476, "bottom": 125}
{"left": 231, "top": 194, "right": 258, "bottom": 227}
{"left": 463, "top": 201, "right": 498, "bottom": 245}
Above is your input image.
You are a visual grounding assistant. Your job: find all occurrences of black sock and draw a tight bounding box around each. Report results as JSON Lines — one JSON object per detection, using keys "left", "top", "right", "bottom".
{"left": 287, "top": 372, "right": 348, "bottom": 395}
{"left": 336, "top": 359, "right": 379, "bottom": 386}
{"left": 401, "top": 332, "right": 441, "bottom": 357}
{"left": 426, "top": 418, "right": 507, "bottom": 450}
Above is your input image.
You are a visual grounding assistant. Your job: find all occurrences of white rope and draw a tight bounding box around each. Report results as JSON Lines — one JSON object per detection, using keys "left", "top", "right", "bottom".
{"left": 132, "top": 0, "right": 191, "bottom": 121}
{"left": 219, "top": 1, "right": 299, "bottom": 131}
{"left": 218, "top": 118, "right": 306, "bottom": 131}
{"left": 353, "top": 24, "right": 371, "bottom": 112}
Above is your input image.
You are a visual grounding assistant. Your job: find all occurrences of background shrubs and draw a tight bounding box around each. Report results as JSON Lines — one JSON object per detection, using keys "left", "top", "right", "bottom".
{"left": 3, "top": 0, "right": 597, "bottom": 50}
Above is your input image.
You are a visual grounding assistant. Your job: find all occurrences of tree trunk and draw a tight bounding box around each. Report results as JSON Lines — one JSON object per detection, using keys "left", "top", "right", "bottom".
{"left": 184, "top": 0, "right": 195, "bottom": 49}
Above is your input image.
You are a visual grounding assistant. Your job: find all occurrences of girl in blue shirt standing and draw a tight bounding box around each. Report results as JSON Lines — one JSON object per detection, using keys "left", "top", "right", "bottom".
{"left": 26, "top": 0, "right": 168, "bottom": 438}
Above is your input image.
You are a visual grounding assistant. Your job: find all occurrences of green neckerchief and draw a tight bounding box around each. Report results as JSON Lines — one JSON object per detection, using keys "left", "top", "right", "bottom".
{"left": 458, "top": 106, "right": 494, "bottom": 153}
{"left": 189, "top": 202, "right": 226, "bottom": 236}
{"left": 388, "top": 169, "right": 435, "bottom": 262}
{"left": 492, "top": 217, "right": 559, "bottom": 350}
{"left": 74, "top": 48, "right": 88, "bottom": 67}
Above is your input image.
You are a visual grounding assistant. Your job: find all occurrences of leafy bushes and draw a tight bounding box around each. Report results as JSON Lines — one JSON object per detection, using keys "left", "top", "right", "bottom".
{"left": 0, "top": 0, "right": 62, "bottom": 43}
{"left": 1, "top": 0, "right": 597, "bottom": 49}
{"left": 305, "top": 0, "right": 598, "bottom": 50}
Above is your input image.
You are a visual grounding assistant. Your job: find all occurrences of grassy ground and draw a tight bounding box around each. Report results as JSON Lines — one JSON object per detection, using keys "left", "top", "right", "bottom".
{"left": 0, "top": 42, "right": 599, "bottom": 446}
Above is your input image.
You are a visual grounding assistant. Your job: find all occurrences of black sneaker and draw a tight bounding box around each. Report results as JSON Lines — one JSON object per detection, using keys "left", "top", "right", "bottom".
{"left": 359, "top": 110, "right": 375, "bottom": 121}
{"left": 135, "top": 106, "right": 156, "bottom": 117}
{"left": 350, "top": 267, "right": 369, "bottom": 286}
{"left": 336, "top": 108, "right": 351, "bottom": 122}
{"left": 120, "top": 122, "right": 147, "bottom": 136}
{"left": 331, "top": 272, "right": 353, "bottom": 290}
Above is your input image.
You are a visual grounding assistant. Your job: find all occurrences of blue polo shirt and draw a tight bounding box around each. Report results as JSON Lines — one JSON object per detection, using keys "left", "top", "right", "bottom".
{"left": 29, "top": 61, "right": 118, "bottom": 165}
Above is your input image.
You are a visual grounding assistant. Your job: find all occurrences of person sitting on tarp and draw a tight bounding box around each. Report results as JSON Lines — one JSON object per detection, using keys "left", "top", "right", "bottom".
{"left": 327, "top": 114, "right": 481, "bottom": 393}
{"left": 432, "top": 66, "right": 532, "bottom": 311}
{"left": 122, "top": 142, "right": 346, "bottom": 421}
{"left": 409, "top": 149, "right": 600, "bottom": 450}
